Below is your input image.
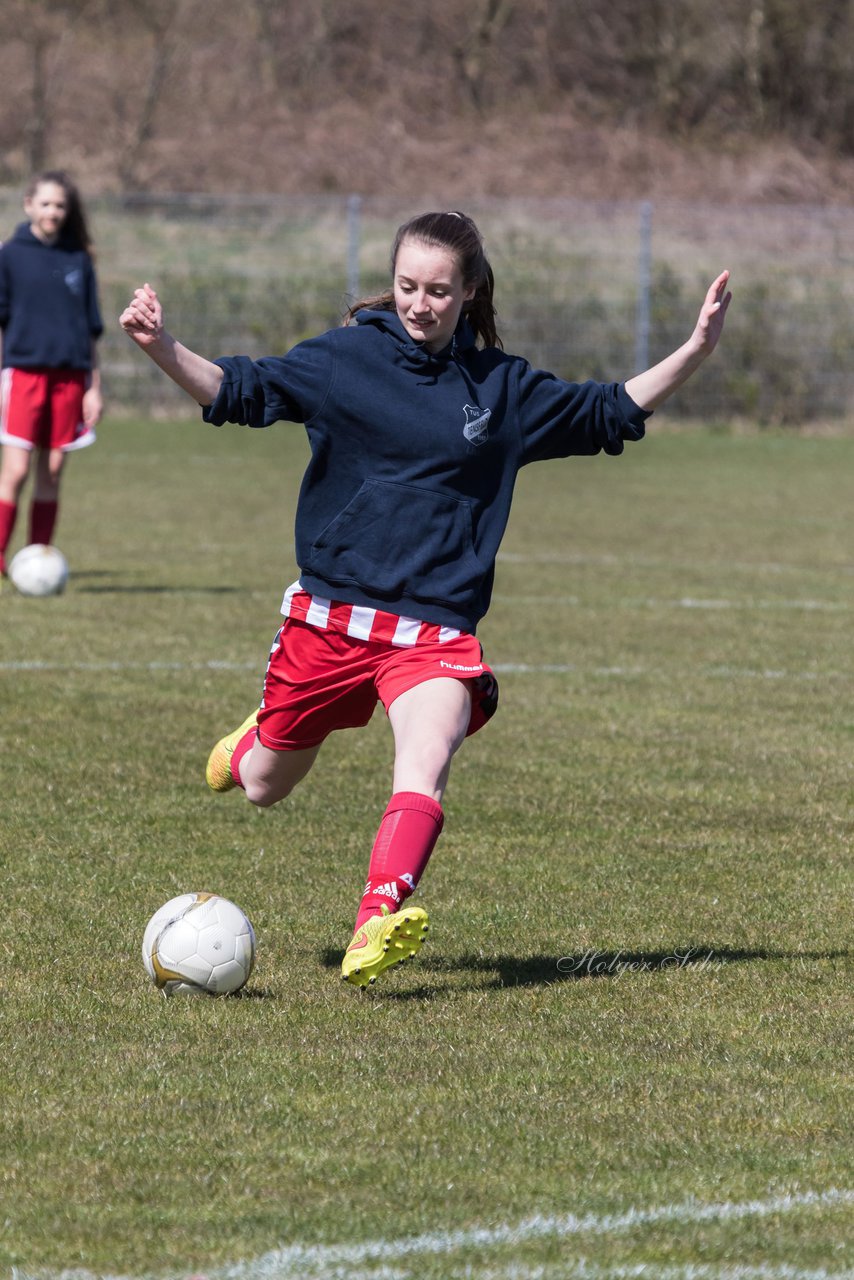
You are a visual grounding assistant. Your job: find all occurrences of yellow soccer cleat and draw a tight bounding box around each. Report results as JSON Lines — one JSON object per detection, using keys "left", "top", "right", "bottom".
{"left": 341, "top": 904, "right": 429, "bottom": 988}
{"left": 205, "top": 709, "right": 259, "bottom": 792}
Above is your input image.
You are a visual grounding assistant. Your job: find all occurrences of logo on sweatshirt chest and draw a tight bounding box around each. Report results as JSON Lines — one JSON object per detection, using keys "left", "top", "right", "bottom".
{"left": 63, "top": 267, "right": 83, "bottom": 296}
{"left": 462, "top": 404, "right": 491, "bottom": 446}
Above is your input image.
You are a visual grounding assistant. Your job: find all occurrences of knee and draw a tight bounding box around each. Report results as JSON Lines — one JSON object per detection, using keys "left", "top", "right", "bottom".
{"left": 240, "top": 744, "right": 317, "bottom": 808}
{"left": 243, "top": 780, "right": 278, "bottom": 808}
{"left": 0, "top": 455, "right": 30, "bottom": 499}
{"left": 42, "top": 463, "right": 63, "bottom": 492}
{"left": 243, "top": 778, "right": 292, "bottom": 808}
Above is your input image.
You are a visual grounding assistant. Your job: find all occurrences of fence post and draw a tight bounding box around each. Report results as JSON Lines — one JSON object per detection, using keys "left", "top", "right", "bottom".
{"left": 346, "top": 194, "right": 362, "bottom": 301}
{"left": 635, "top": 200, "right": 653, "bottom": 373}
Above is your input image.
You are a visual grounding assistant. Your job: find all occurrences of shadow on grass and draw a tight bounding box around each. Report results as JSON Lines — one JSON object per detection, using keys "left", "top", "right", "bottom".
{"left": 320, "top": 944, "right": 851, "bottom": 999}
{"left": 75, "top": 583, "right": 241, "bottom": 595}
{"left": 438, "top": 946, "right": 853, "bottom": 988}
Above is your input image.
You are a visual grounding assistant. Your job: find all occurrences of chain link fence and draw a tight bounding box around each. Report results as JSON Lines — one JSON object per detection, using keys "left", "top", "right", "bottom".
{"left": 2, "top": 191, "right": 852, "bottom": 423}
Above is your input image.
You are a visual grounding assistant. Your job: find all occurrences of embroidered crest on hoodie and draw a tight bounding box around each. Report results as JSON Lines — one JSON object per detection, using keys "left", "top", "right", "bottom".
{"left": 463, "top": 403, "right": 491, "bottom": 446}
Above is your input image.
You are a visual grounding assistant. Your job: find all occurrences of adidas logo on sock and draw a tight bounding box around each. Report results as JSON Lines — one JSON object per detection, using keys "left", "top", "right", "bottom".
{"left": 373, "top": 880, "right": 401, "bottom": 904}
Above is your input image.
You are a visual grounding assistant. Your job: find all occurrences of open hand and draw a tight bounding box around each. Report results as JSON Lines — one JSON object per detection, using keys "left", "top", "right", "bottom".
{"left": 692, "top": 270, "right": 732, "bottom": 357}
{"left": 624, "top": 270, "right": 733, "bottom": 410}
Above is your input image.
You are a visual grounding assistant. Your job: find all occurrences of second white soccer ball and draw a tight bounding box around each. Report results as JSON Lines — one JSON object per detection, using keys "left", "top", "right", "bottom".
{"left": 142, "top": 892, "right": 256, "bottom": 996}
{"left": 8, "top": 543, "right": 69, "bottom": 596}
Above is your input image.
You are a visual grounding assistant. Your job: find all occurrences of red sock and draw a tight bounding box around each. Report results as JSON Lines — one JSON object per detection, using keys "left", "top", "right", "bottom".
{"left": 355, "top": 791, "right": 444, "bottom": 929}
{"left": 229, "top": 726, "right": 258, "bottom": 788}
{"left": 30, "top": 499, "right": 59, "bottom": 546}
{"left": 0, "top": 499, "right": 18, "bottom": 573}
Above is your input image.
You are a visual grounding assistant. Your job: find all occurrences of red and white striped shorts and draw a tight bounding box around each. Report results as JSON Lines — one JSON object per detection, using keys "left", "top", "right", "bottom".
{"left": 255, "top": 583, "right": 498, "bottom": 751}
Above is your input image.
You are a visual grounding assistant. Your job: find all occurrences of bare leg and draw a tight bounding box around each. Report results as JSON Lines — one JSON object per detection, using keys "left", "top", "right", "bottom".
{"left": 387, "top": 676, "right": 473, "bottom": 800}
{"left": 232, "top": 675, "right": 471, "bottom": 814}
{"left": 240, "top": 739, "right": 323, "bottom": 808}
{"left": 0, "top": 444, "right": 32, "bottom": 504}
{"left": 340, "top": 678, "right": 472, "bottom": 986}
{"left": 0, "top": 446, "right": 32, "bottom": 568}
{"left": 33, "top": 447, "right": 65, "bottom": 500}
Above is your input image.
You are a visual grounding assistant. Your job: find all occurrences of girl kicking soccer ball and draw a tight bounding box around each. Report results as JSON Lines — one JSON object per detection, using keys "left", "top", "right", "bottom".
{"left": 120, "top": 210, "right": 730, "bottom": 987}
{"left": 0, "top": 171, "right": 103, "bottom": 575}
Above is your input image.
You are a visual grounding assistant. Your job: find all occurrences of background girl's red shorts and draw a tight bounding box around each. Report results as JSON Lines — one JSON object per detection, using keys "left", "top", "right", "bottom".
{"left": 0, "top": 367, "right": 95, "bottom": 452}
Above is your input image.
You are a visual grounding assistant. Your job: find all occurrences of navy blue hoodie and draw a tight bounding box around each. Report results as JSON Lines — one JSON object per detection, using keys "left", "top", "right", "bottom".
{"left": 204, "top": 309, "right": 649, "bottom": 633}
{"left": 0, "top": 222, "right": 103, "bottom": 369}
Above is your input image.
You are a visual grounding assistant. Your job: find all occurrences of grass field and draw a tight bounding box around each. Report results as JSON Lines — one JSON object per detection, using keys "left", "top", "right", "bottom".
{"left": 1, "top": 416, "right": 852, "bottom": 1279}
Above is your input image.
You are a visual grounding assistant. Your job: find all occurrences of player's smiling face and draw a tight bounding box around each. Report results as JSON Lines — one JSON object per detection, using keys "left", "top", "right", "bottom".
{"left": 393, "top": 239, "right": 476, "bottom": 353}
{"left": 25, "top": 181, "right": 69, "bottom": 245}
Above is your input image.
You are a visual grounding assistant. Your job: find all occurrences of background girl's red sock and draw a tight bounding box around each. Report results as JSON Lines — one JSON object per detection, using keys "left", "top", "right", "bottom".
{"left": 0, "top": 499, "right": 18, "bottom": 572}
{"left": 29, "top": 499, "right": 59, "bottom": 546}
{"left": 355, "top": 791, "right": 444, "bottom": 929}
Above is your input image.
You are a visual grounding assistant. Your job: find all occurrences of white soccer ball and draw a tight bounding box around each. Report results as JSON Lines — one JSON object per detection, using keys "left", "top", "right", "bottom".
{"left": 142, "top": 892, "right": 256, "bottom": 996}
{"left": 8, "top": 543, "right": 69, "bottom": 597}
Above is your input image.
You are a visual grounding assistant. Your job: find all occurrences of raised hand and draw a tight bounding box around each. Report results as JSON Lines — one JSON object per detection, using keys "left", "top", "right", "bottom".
{"left": 119, "top": 283, "right": 164, "bottom": 349}
{"left": 118, "top": 281, "right": 224, "bottom": 406}
{"left": 691, "top": 270, "right": 732, "bottom": 358}
{"left": 624, "top": 271, "right": 733, "bottom": 411}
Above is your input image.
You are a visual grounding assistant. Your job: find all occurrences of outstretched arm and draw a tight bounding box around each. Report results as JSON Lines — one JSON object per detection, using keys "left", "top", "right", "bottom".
{"left": 625, "top": 271, "right": 732, "bottom": 412}
{"left": 119, "top": 283, "right": 224, "bottom": 407}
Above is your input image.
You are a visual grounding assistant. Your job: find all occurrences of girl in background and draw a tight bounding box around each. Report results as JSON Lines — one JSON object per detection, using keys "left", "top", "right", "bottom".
{"left": 0, "top": 170, "right": 103, "bottom": 575}
{"left": 120, "top": 210, "right": 730, "bottom": 988}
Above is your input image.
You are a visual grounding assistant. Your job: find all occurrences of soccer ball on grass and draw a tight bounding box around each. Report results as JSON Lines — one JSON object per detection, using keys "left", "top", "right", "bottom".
{"left": 8, "top": 543, "right": 69, "bottom": 596}
{"left": 142, "top": 893, "right": 256, "bottom": 996}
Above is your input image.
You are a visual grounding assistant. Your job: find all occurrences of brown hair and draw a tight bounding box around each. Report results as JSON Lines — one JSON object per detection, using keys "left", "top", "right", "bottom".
{"left": 26, "top": 170, "right": 93, "bottom": 256}
{"left": 345, "top": 210, "right": 501, "bottom": 349}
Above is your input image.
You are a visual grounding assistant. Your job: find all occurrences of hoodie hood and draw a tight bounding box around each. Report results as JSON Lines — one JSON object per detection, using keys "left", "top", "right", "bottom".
{"left": 10, "top": 221, "right": 79, "bottom": 252}
{"left": 354, "top": 307, "right": 477, "bottom": 373}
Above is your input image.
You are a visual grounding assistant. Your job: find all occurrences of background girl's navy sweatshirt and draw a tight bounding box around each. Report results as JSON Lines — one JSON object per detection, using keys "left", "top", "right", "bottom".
{"left": 0, "top": 222, "right": 103, "bottom": 370}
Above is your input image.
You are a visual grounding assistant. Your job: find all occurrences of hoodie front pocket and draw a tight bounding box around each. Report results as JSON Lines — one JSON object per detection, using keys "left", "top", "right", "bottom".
{"left": 306, "top": 479, "right": 483, "bottom": 604}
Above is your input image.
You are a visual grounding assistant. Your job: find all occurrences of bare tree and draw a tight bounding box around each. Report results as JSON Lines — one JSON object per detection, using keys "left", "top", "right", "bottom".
{"left": 4, "top": 0, "right": 92, "bottom": 173}
{"left": 106, "top": 0, "right": 192, "bottom": 191}
{"left": 250, "top": 0, "right": 280, "bottom": 95}
{"left": 453, "top": 0, "right": 515, "bottom": 111}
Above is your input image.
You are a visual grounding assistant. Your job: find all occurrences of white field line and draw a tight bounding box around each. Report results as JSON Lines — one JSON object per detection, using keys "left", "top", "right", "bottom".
{"left": 435, "top": 1264, "right": 854, "bottom": 1280}
{"left": 0, "top": 659, "right": 261, "bottom": 672}
{"left": 492, "top": 594, "right": 851, "bottom": 612}
{"left": 493, "top": 663, "right": 841, "bottom": 682}
{"left": 496, "top": 551, "right": 854, "bottom": 578}
{"left": 208, "top": 1188, "right": 854, "bottom": 1280}
{"left": 10, "top": 1188, "right": 852, "bottom": 1280}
